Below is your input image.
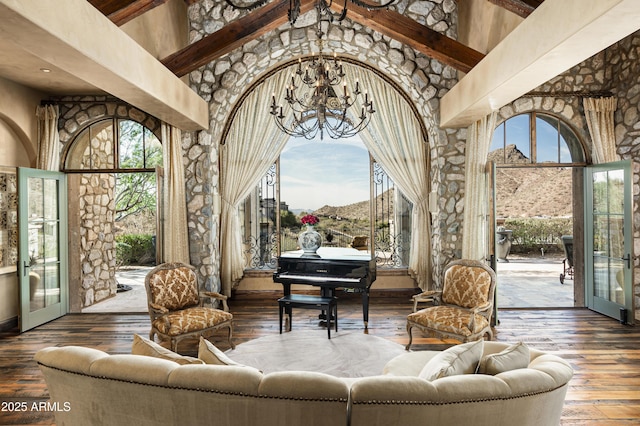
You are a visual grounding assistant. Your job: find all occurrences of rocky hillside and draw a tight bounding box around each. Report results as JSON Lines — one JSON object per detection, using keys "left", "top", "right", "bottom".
{"left": 490, "top": 145, "right": 573, "bottom": 218}
{"left": 314, "top": 189, "right": 394, "bottom": 221}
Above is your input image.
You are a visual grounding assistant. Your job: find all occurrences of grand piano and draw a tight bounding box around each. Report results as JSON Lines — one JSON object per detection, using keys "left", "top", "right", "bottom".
{"left": 273, "top": 247, "right": 376, "bottom": 327}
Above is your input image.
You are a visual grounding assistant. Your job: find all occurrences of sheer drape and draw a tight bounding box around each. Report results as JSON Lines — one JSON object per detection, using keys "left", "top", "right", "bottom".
{"left": 36, "top": 104, "right": 60, "bottom": 170}
{"left": 344, "top": 65, "right": 432, "bottom": 290}
{"left": 584, "top": 97, "right": 618, "bottom": 164}
{"left": 161, "top": 123, "right": 190, "bottom": 264}
{"left": 461, "top": 112, "right": 497, "bottom": 261}
{"left": 219, "top": 69, "right": 293, "bottom": 296}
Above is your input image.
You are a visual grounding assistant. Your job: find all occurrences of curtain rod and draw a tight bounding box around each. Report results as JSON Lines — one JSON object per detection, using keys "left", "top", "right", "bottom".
{"left": 523, "top": 90, "right": 614, "bottom": 98}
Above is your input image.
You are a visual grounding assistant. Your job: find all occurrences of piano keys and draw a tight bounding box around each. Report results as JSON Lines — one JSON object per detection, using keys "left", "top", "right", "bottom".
{"left": 273, "top": 247, "right": 376, "bottom": 327}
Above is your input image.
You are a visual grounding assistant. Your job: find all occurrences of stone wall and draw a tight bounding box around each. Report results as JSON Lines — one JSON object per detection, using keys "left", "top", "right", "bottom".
{"left": 606, "top": 30, "right": 640, "bottom": 321}
{"left": 185, "top": 0, "right": 465, "bottom": 291}
{"left": 57, "top": 97, "right": 161, "bottom": 308}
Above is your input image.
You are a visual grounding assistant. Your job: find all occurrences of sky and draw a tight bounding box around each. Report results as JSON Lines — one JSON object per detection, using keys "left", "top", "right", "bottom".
{"left": 279, "top": 136, "right": 370, "bottom": 211}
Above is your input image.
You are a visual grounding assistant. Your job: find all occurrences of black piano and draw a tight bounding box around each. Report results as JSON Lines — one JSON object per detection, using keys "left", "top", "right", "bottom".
{"left": 273, "top": 247, "right": 376, "bottom": 327}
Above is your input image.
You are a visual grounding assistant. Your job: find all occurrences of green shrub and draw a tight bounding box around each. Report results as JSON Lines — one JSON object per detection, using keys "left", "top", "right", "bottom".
{"left": 504, "top": 218, "right": 572, "bottom": 254}
{"left": 115, "top": 234, "right": 155, "bottom": 265}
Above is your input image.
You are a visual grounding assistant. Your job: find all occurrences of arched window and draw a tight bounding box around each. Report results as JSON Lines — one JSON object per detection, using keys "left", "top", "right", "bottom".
{"left": 490, "top": 113, "right": 585, "bottom": 165}
{"left": 63, "top": 119, "right": 161, "bottom": 172}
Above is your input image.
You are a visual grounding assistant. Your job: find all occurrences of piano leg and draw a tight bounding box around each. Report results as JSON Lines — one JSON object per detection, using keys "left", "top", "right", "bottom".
{"left": 362, "top": 290, "right": 369, "bottom": 328}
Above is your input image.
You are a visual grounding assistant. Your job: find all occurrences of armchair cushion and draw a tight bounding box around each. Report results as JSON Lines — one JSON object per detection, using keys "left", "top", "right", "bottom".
{"left": 407, "top": 306, "right": 490, "bottom": 337}
{"left": 418, "top": 340, "right": 483, "bottom": 381}
{"left": 478, "top": 341, "right": 530, "bottom": 375}
{"left": 131, "top": 334, "right": 204, "bottom": 365}
{"left": 152, "top": 307, "right": 233, "bottom": 337}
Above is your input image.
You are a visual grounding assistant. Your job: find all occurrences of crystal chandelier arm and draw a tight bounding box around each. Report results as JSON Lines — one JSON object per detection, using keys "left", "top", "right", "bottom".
{"left": 224, "top": 0, "right": 270, "bottom": 11}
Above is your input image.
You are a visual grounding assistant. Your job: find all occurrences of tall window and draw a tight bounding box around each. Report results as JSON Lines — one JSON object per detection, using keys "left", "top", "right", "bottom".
{"left": 490, "top": 113, "right": 584, "bottom": 165}
{"left": 240, "top": 149, "right": 413, "bottom": 271}
{"left": 63, "top": 119, "right": 162, "bottom": 265}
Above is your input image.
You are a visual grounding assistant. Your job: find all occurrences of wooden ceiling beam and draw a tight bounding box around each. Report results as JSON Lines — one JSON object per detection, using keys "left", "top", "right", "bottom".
{"left": 488, "top": 0, "right": 544, "bottom": 19}
{"left": 88, "top": 0, "right": 170, "bottom": 26}
{"left": 333, "top": 2, "right": 484, "bottom": 73}
{"left": 162, "top": 0, "right": 316, "bottom": 77}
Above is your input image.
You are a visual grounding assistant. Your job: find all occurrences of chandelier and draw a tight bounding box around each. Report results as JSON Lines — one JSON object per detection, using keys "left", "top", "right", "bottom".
{"left": 225, "top": 0, "right": 396, "bottom": 139}
{"left": 269, "top": 46, "right": 375, "bottom": 140}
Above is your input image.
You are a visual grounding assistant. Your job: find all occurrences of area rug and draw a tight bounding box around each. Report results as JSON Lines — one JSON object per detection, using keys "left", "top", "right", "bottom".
{"left": 225, "top": 330, "right": 406, "bottom": 377}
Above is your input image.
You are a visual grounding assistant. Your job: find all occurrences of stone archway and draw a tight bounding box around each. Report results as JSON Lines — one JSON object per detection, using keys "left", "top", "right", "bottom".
{"left": 183, "top": 2, "right": 469, "bottom": 292}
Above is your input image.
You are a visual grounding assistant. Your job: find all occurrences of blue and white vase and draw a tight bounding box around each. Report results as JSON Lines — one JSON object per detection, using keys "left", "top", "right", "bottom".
{"left": 298, "top": 225, "right": 322, "bottom": 255}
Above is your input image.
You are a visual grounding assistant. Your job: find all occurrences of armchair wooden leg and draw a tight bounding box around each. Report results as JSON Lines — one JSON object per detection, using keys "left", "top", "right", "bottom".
{"left": 405, "top": 323, "right": 413, "bottom": 350}
{"left": 227, "top": 324, "right": 235, "bottom": 349}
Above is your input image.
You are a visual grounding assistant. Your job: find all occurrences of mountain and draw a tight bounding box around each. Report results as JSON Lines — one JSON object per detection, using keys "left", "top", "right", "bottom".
{"left": 314, "top": 189, "right": 395, "bottom": 221}
{"left": 490, "top": 145, "right": 573, "bottom": 218}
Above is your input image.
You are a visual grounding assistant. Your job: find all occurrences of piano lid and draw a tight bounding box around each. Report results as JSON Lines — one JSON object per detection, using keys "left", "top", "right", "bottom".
{"left": 279, "top": 247, "right": 373, "bottom": 262}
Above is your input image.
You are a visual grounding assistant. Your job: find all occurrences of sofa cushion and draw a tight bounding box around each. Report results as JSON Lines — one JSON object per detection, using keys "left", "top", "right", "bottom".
{"left": 131, "top": 334, "right": 204, "bottom": 365}
{"left": 418, "top": 339, "right": 483, "bottom": 381}
{"left": 198, "top": 336, "right": 242, "bottom": 366}
{"left": 478, "top": 341, "right": 530, "bottom": 375}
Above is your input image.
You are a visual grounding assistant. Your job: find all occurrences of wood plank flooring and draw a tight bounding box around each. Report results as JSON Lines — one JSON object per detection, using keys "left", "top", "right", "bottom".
{"left": 1, "top": 292, "right": 639, "bottom": 425}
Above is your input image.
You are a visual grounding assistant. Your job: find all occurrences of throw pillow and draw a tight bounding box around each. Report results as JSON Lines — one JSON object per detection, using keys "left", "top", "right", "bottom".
{"left": 477, "top": 341, "right": 530, "bottom": 375}
{"left": 198, "top": 337, "right": 243, "bottom": 366}
{"left": 131, "top": 334, "right": 204, "bottom": 365}
{"left": 418, "top": 339, "right": 483, "bottom": 381}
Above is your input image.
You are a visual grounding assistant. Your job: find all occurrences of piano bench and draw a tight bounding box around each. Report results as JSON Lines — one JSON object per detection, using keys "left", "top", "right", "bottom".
{"left": 278, "top": 294, "right": 338, "bottom": 339}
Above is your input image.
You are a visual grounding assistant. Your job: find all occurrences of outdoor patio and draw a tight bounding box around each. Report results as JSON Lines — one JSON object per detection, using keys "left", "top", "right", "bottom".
{"left": 82, "top": 255, "right": 575, "bottom": 313}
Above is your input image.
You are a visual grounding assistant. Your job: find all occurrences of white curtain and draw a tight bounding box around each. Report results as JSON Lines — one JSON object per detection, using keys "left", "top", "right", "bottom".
{"left": 161, "top": 123, "right": 190, "bottom": 264}
{"left": 461, "top": 112, "right": 497, "bottom": 261}
{"left": 344, "top": 65, "right": 432, "bottom": 290}
{"left": 219, "top": 68, "right": 294, "bottom": 296}
{"left": 36, "top": 104, "right": 60, "bottom": 170}
{"left": 584, "top": 97, "right": 618, "bottom": 164}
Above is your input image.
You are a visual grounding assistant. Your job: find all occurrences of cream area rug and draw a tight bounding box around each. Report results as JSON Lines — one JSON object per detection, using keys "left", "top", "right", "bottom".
{"left": 225, "top": 330, "right": 406, "bottom": 378}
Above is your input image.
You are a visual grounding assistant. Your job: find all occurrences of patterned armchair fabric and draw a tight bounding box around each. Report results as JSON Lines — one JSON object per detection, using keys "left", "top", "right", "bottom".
{"left": 406, "top": 259, "right": 496, "bottom": 349}
{"left": 145, "top": 262, "right": 235, "bottom": 352}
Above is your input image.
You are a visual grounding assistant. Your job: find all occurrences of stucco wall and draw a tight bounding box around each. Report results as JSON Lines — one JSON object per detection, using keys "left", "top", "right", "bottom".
{"left": 0, "top": 77, "right": 42, "bottom": 326}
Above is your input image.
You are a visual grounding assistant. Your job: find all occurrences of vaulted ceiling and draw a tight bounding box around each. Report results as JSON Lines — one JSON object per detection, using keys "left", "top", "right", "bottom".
{"left": 88, "top": 0, "right": 540, "bottom": 76}
{"left": 2, "top": 0, "right": 639, "bottom": 130}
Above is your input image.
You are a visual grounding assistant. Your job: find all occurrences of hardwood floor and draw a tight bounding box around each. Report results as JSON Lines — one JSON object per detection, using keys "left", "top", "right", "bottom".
{"left": 1, "top": 292, "right": 639, "bottom": 425}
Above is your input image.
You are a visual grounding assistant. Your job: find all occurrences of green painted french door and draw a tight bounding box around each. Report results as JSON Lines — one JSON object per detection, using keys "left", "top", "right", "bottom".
{"left": 584, "top": 160, "right": 633, "bottom": 323}
{"left": 18, "top": 168, "right": 68, "bottom": 331}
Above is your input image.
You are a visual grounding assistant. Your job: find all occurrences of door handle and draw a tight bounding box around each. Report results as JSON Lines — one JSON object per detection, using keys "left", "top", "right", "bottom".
{"left": 622, "top": 254, "right": 631, "bottom": 269}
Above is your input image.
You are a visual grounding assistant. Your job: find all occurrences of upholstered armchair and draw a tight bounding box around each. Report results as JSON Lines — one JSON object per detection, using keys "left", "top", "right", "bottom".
{"left": 145, "top": 262, "right": 235, "bottom": 352}
{"left": 406, "top": 259, "right": 496, "bottom": 349}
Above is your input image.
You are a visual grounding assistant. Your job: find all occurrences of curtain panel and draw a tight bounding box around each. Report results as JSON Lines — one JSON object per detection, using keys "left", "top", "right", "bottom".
{"left": 584, "top": 97, "right": 618, "bottom": 164}
{"left": 344, "top": 65, "right": 432, "bottom": 290}
{"left": 219, "top": 68, "right": 294, "bottom": 296}
{"left": 36, "top": 104, "right": 60, "bottom": 171}
{"left": 461, "top": 112, "right": 497, "bottom": 262}
{"left": 161, "top": 123, "right": 190, "bottom": 264}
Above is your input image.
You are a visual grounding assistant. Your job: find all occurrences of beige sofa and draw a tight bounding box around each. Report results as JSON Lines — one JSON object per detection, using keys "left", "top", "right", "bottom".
{"left": 35, "top": 341, "right": 572, "bottom": 426}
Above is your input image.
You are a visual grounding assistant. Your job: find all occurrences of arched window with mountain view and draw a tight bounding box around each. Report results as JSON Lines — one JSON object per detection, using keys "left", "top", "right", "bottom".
{"left": 240, "top": 137, "right": 412, "bottom": 271}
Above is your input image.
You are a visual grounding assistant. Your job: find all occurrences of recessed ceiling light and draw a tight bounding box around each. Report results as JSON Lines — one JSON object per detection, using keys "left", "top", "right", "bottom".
{"left": 40, "top": 68, "right": 51, "bottom": 73}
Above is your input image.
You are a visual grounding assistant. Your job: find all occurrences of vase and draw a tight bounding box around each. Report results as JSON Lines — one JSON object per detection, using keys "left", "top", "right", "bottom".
{"left": 298, "top": 225, "right": 322, "bottom": 255}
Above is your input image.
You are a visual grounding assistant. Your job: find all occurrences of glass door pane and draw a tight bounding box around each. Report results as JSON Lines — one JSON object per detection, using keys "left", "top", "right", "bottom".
{"left": 585, "top": 162, "right": 632, "bottom": 322}
{"left": 19, "top": 168, "right": 67, "bottom": 331}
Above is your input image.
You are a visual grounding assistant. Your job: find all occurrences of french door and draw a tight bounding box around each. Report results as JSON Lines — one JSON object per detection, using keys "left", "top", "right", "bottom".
{"left": 18, "top": 168, "right": 68, "bottom": 331}
{"left": 584, "top": 161, "right": 633, "bottom": 323}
